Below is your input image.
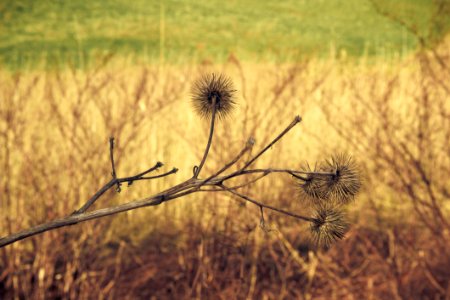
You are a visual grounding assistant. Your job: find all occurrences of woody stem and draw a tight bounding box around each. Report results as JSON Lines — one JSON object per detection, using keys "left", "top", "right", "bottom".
{"left": 194, "top": 97, "right": 217, "bottom": 178}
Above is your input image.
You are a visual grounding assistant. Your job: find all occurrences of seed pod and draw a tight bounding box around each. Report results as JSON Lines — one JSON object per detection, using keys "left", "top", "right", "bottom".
{"left": 310, "top": 205, "right": 348, "bottom": 247}
{"left": 297, "top": 162, "right": 328, "bottom": 202}
{"left": 191, "top": 73, "right": 236, "bottom": 119}
{"left": 321, "top": 154, "right": 361, "bottom": 204}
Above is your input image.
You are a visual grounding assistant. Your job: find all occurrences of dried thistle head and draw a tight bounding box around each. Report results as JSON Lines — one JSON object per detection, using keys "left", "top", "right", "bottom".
{"left": 191, "top": 73, "right": 236, "bottom": 119}
{"left": 297, "top": 162, "right": 328, "bottom": 202}
{"left": 310, "top": 205, "right": 349, "bottom": 247}
{"left": 320, "top": 154, "right": 361, "bottom": 204}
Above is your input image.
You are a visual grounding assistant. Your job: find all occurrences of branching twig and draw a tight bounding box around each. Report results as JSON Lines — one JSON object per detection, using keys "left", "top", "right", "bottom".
{"left": 200, "top": 172, "right": 269, "bottom": 192}
{"left": 220, "top": 184, "right": 314, "bottom": 222}
{"left": 73, "top": 161, "right": 169, "bottom": 214}
{"left": 133, "top": 167, "right": 179, "bottom": 181}
{"left": 242, "top": 115, "right": 301, "bottom": 170}
{"left": 0, "top": 115, "right": 322, "bottom": 248}
{"left": 201, "top": 137, "right": 255, "bottom": 185}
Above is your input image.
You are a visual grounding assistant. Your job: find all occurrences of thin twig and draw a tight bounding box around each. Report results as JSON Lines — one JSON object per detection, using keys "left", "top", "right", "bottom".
{"left": 109, "top": 137, "right": 120, "bottom": 192}
{"left": 132, "top": 162, "right": 164, "bottom": 178}
{"left": 110, "top": 137, "right": 117, "bottom": 178}
{"left": 131, "top": 167, "right": 178, "bottom": 181}
{"left": 200, "top": 137, "right": 255, "bottom": 184}
{"left": 73, "top": 161, "right": 168, "bottom": 214}
{"left": 289, "top": 172, "right": 308, "bottom": 181}
{"left": 220, "top": 184, "right": 314, "bottom": 222}
{"left": 221, "top": 168, "right": 334, "bottom": 182}
{"left": 200, "top": 172, "right": 269, "bottom": 191}
{"left": 71, "top": 179, "right": 116, "bottom": 214}
{"left": 242, "top": 115, "right": 301, "bottom": 170}
{"left": 194, "top": 98, "right": 217, "bottom": 178}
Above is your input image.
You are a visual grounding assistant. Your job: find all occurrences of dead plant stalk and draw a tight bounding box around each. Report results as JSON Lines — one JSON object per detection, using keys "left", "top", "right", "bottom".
{"left": 0, "top": 116, "right": 319, "bottom": 248}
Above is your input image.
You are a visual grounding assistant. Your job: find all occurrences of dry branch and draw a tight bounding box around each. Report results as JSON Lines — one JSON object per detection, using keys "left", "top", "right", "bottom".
{"left": 0, "top": 116, "right": 321, "bottom": 248}
{"left": 1, "top": 72, "right": 362, "bottom": 249}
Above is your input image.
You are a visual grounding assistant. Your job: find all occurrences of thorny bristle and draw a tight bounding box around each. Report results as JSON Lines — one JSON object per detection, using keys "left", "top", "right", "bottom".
{"left": 321, "top": 154, "right": 361, "bottom": 204}
{"left": 297, "top": 162, "right": 328, "bottom": 202}
{"left": 310, "top": 205, "right": 349, "bottom": 247}
{"left": 191, "top": 73, "right": 236, "bottom": 119}
{"left": 297, "top": 155, "right": 361, "bottom": 205}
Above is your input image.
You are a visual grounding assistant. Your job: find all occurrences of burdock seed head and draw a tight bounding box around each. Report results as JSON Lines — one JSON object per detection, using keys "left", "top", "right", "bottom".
{"left": 321, "top": 154, "right": 361, "bottom": 204}
{"left": 191, "top": 73, "right": 236, "bottom": 119}
{"left": 297, "top": 162, "right": 328, "bottom": 202}
{"left": 310, "top": 205, "right": 349, "bottom": 247}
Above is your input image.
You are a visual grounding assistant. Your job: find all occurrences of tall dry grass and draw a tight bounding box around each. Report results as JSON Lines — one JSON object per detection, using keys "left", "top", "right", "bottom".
{"left": 0, "top": 39, "right": 449, "bottom": 298}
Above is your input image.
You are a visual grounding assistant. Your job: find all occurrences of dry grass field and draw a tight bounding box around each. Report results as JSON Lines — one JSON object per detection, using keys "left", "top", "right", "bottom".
{"left": 1, "top": 2, "right": 450, "bottom": 298}
{"left": 1, "top": 32, "right": 449, "bottom": 298}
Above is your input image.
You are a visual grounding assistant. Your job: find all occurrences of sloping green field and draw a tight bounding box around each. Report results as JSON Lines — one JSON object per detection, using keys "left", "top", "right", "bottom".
{"left": 0, "top": 0, "right": 448, "bottom": 69}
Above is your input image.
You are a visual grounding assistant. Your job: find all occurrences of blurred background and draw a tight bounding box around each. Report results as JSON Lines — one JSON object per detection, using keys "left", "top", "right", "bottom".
{"left": 0, "top": 0, "right": 449, "bottom": 299}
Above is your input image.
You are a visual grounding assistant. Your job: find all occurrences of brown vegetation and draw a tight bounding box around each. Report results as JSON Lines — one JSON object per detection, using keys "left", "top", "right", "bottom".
{"left": 1, "top": 36, "right": 449, "bottom": 298}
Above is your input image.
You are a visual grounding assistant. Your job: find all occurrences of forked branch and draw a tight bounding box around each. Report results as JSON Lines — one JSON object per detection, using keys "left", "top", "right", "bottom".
{"left": 0, "top": 116, "right": 317, "bottom": 248}
{"left": 0, "top": 73, "right": 361, "bottom": 249}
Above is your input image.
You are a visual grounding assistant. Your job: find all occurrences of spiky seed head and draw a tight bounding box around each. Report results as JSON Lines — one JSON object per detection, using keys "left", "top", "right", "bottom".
{"left": 297, "top": 162, "right": 328, "bottom": 202}
{"left": 321, "top": 154, "right": 361, "bottom": 204}
{"left": 310, "top": 205, "right": 349, "bottom": 247}
{"left": 191, "top": 73, "right": 236, "bottom": 119}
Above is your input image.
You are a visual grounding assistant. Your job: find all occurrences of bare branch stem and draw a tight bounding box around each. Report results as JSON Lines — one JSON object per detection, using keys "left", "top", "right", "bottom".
{"left": 200, "top": 137, "right": 254, "bottom": 185}
{"left": 110, "top": 137, "right": 117, "bottom": 179}
{"left": 0, "top": 116, "right": 312, "bottom": 248}
{"left": 242, "top": 115, "right": 301, "bottom": 170}
{"left": 109, "top": 137, "right": 122, "bottom": 193}
{"left": 73, "top": 161, "right": 169, "bottom": 214}
{"left": 220, "top": 184, "right": 314, "bottom": 222}
{"left": 0, "top": 186, "right": 193, "bottom": 248}
{"left": 194, "top": 98, "right": 217, "bottom": 178}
